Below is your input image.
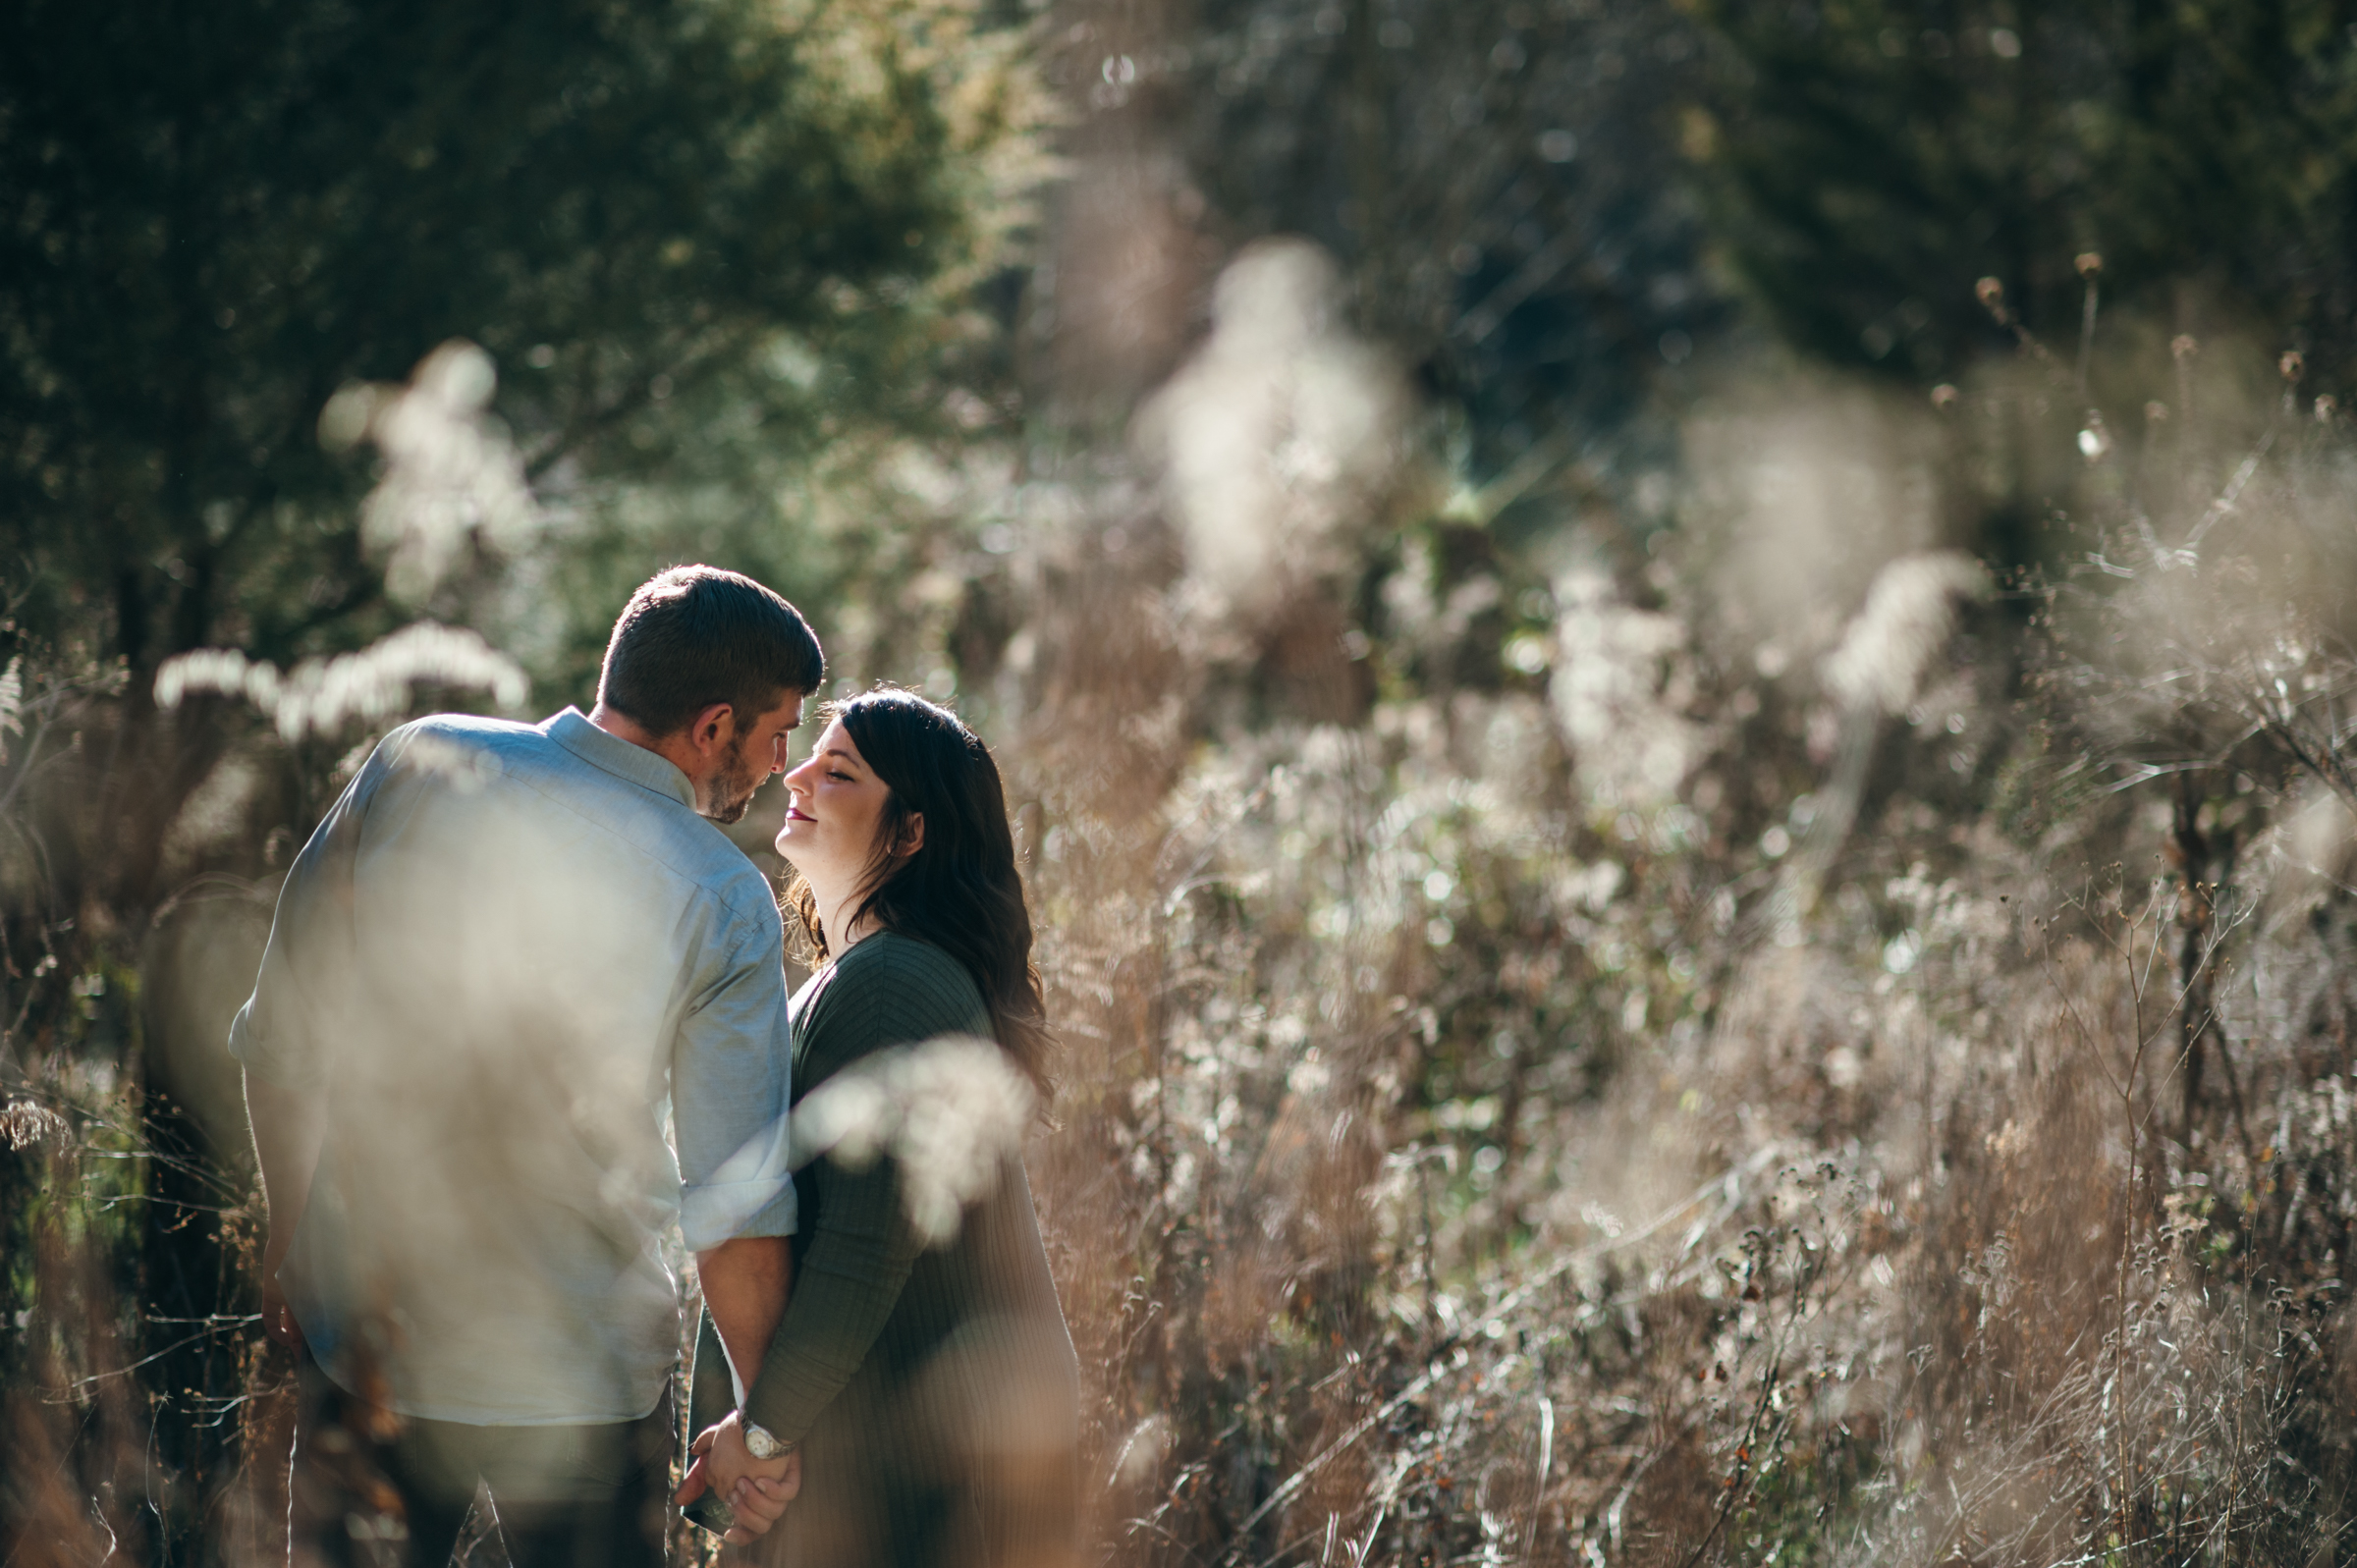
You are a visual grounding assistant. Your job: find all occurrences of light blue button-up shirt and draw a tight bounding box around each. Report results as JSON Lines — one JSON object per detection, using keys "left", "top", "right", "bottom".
{"left": 230, "top": 707, "right": 795, "bottom": 1425}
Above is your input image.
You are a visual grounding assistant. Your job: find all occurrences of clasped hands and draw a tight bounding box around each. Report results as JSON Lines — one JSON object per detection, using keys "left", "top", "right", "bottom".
{"left": 675, "top": 1409, "right": 800, "bottom": 1542}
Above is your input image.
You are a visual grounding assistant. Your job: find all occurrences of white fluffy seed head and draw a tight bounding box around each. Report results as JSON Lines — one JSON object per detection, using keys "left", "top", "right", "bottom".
{"left": 1821, "top": 551, "right": 1993, "bottom": 717}
{"left": 792, "top": 1035, "right": 1037, "bottom": 1246}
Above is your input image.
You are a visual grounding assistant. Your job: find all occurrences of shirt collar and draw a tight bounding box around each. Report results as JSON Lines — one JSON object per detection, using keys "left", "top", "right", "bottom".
{"left": 543, "top": 707, "right": 696, "bottom": 810}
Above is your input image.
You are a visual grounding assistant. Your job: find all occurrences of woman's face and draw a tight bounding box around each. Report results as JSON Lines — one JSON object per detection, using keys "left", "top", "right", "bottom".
{"left": 776, "top": 717, "right": 895, "bottom": 890}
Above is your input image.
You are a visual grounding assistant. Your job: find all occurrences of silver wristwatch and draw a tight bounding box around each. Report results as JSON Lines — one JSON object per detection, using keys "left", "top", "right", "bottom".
{"left": 741, "top": 1419, "right": 794, "bottom": 1460}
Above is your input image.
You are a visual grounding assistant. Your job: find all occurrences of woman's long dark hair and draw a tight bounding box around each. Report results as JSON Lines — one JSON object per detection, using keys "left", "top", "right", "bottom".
{"left": 786, "top": 687, "right": 1054, "bottom": 1098}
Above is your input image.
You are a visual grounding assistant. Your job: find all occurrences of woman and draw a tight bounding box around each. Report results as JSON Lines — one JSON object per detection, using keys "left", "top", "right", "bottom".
{"left": 689, "top": 687, "right": 1080, "bottom": 1568}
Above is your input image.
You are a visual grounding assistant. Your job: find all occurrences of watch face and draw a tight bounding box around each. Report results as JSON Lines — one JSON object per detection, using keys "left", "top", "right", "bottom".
{"left": 743, "top": 1423, "right": 781, "bottom": 1458}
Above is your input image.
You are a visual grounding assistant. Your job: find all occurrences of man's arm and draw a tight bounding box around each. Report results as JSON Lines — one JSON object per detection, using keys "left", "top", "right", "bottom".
{"left": 698, "top": 1233, "right": 792, "bottom": 1398}
{"left": 244, "top": 1067, "right": 327, "bottom": 1351}
{"left": 231, "top": 736, "right": 390, "bottom": 1354}
{"left": 668, "top": 893, "right": 802, "bottom": 1538}
{"left": 677, "top": 1235, "right": 797, "bottom": 1541}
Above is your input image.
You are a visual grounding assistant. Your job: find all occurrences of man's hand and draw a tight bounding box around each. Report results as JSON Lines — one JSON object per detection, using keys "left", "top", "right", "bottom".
{"left": 675, "top": 1411, "right": 799, "bottom": 1541}
{"left": 685, "top": 1237, "right": 795, "bottom": 1539}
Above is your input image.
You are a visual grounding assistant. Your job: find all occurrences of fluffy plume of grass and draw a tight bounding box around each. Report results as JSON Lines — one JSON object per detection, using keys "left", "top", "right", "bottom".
{"left": 1820, "top": 552, "right": 1993, "bottom": 719}
{"left": 318, "top": 341, "right": 541, "bottom": 607}
{"left": 1135, "top": 240, "right": 1412, "bottom": 625}
{"left": 153, "top": 623, "right": 529, "bottom": 741}
{"left": 0, "top": 1099, "right": 68, "bottom": 1151}
{"left": 0, "top": 659, "right": 22, "bottom": 768}
{"left": 953, "top": 249, "right": 2357, "bottom": 1568}
{"left": 1551, "top": 564, "right": 1705, "bottom": 809}
{"left": 793, "top": 1035, "right": 1039, "bottom": 1245}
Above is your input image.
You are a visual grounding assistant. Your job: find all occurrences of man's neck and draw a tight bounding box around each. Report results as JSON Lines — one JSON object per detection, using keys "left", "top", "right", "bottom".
{"left": 588, "top": 703, "right": 701, "bottom": 792}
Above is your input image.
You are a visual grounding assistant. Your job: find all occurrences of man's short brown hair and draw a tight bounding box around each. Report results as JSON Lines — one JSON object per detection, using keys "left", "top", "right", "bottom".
{"left": 597, "top": 566, "right": 824, "bottom": 736}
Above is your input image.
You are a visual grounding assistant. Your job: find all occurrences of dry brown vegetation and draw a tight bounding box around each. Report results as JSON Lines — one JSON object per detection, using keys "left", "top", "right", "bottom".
{"left": 996, "top": 283, "right": 2357, "bottom": 1566}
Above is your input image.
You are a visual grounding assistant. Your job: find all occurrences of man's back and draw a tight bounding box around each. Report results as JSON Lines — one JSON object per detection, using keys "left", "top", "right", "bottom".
{"left": 232, "top": 708, "right": 795, "bottom": 1424}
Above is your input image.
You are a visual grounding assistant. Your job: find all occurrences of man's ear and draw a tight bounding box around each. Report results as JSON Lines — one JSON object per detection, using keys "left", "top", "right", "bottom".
{"left": 897, "top": 812, "right": 925, "bottom": 858}
{"left": 687, "top": 702, "right": 737, "bottom": 756}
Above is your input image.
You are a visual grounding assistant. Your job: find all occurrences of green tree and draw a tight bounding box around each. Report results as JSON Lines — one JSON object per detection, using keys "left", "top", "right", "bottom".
{"left": 1695, "top": 0, "right": 2357, "bottom": 387}
{"left": 1, "top": 0, "right": 1035, "bottom": 901}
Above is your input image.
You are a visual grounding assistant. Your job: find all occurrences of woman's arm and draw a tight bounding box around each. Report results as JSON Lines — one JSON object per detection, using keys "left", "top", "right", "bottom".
{"left": 741, "top": 1117, "right": 921, "bottom": 1440}
{"left": 740, "top": 944, "right": 986, "bottom": 1442}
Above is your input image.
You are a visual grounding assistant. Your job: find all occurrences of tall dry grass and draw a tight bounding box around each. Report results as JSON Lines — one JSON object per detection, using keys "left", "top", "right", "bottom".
{"left": 980, "top": 259, "right": 2357, "bottom": 1567}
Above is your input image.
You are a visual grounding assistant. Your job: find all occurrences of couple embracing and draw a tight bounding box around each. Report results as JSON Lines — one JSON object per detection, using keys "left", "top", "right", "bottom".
{"left": 234, "top": 566, "right": 1079, "bottom": 1567}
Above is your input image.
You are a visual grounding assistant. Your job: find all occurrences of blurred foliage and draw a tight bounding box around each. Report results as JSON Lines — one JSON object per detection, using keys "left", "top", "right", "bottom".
{"left": 1158, "top": 0, "right": 1717, "bottom": 517}
{"left": 1028, "top": 0, "right": 1715, "bottom": 550}
{"left": 0, "top": 0, "right": 1038, "bottom": 684}
{"left": 1695, "top": 0, "right": 2357, "bottom": 391}
{"left": 0, "top": 0, "right": 1048, "bottom": 957}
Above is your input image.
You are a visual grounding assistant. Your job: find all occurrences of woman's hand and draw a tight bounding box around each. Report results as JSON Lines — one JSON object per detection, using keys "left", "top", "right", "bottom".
{"left": 676, "top": 1412, "right": 800, "bottom": 1541}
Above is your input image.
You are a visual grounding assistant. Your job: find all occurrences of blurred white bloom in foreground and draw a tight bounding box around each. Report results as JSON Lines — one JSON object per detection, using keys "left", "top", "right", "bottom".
{"left": 319, "top": 341, "right": 540, "bottom": 605}
{"left": 1821, "top": 551, "right": 1993, "bottom": 717}
{"left": 154, "top": 623, "right": 529, "bottom": 741}
{"left": 0, "top": 657, "right": 21, "bottom": 765}
{"left": 792, "top": 1035, "right": 1036, "bottom": 1246}
{"left": 1135, "top": 240, "right": 1409, "bottom": 619}
{"left": 1686, "top": 376, "right": 1946, "bottom": 655}
{"left": 1550, "top": 566, "right": 1703, "bottom": 808}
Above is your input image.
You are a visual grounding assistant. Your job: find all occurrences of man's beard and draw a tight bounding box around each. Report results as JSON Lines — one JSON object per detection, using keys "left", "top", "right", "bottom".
{"left": 703, "top": 738, "right": 762, "bottom": 824}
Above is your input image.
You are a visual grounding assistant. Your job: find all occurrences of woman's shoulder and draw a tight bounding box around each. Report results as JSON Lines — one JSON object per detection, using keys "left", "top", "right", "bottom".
{"left": 839, "top": 927, "right": 974, "bottom": 981}
{"left": 807, "top": 931, "right": 989, "bottom": 1040}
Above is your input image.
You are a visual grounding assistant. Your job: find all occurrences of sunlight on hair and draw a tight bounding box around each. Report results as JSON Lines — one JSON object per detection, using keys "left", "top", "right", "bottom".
{"left": 318, "top": 341, "right": 540, "bottom": 605}
{"left": 792, "top": 1035, "right": 1036, "bottom": 1246}
{"left": 153, "top": 623, "right": 529, "bottom": 740}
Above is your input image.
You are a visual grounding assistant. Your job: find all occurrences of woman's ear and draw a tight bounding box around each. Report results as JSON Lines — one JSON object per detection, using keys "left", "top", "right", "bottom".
{"left": 897, "top": 812, "right": 925, "bottom": 857}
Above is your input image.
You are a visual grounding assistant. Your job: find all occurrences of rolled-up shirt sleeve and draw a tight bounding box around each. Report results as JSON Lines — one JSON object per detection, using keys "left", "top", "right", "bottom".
{"left": 674, "top": 905, "right": 797, "bottom": 1251}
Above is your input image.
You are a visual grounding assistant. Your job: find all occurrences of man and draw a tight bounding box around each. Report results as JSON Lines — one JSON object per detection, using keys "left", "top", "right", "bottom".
{"left": 236, "top": 566, "right": 812, "bottom": 1567}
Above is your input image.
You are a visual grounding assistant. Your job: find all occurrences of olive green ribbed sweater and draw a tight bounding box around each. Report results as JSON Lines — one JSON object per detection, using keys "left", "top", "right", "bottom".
{"left": 691, "top": 933, "right": 1078, "bottom": 1568}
